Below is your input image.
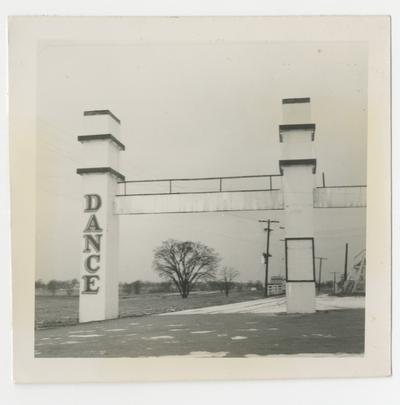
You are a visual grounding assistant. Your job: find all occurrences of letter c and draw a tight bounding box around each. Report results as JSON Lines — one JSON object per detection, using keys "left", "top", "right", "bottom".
{"left": 85, "top": 255, "right": 100, "bottom": 273}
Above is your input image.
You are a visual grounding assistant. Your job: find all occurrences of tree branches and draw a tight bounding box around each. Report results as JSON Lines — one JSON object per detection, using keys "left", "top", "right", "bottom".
{"left": 219, "top": 266, "right": 240, "bottom": 296}
{"left": 153, "top": 239, "right": 220, "bottom": 298}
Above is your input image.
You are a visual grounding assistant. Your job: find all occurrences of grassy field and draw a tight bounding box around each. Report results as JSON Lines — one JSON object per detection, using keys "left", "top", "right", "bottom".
{"left": 35, "top": 290, "right": 265, "bottom": 329}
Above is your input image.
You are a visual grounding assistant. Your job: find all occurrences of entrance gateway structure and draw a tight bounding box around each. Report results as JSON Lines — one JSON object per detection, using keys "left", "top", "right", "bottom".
{"left": 77, "top": 98, "right": 366, "bottom": 323}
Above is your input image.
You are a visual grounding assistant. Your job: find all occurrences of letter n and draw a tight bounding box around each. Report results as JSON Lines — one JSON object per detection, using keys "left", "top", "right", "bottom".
{"left": 83, "top": 234, "right": 102, "bottom": 253}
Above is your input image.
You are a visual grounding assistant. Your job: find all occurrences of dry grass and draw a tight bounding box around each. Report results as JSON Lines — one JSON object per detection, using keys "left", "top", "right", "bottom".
{"left": 35, "top": 290, "right": 265, "bottom": 329}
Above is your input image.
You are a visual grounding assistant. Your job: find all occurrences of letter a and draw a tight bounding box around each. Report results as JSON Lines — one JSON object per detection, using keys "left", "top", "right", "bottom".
{"left": 84, "top": 214, "right": 103, "bottom": 233}
{"left": 84, "top": 194, "right": 102, "bottom": 212}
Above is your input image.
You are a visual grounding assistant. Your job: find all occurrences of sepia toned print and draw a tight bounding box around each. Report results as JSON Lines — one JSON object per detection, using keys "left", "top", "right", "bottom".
{"left": 9, "top": 16, "right": 390, "bottom": 382}
{"left": 34, "top": 41, "right": 367, "bottom": 358}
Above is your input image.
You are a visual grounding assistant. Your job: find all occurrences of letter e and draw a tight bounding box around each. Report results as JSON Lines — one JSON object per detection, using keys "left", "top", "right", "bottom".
{"left": 81, "top": 275, "right": 100, "bottom": 294}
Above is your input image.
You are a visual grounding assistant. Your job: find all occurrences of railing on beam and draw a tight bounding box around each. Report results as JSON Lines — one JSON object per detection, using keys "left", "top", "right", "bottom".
{"left": 117, "top": 173, "right": 282, "bottom": 197}
{"left": 114, "top": 177, "right": 366, "bottom": 214}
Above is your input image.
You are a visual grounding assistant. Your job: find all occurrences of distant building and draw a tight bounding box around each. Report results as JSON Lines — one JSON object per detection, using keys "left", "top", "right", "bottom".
{"left": 267, "top": 276, "right": 286, "bottom": 296}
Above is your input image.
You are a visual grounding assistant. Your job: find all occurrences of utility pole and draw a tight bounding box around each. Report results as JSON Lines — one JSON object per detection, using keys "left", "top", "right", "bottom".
{"left": 330, "top": 272, "right": 341, "bottom": 295}
{"left": 315, "top": 257, "right": 327, "bottom": 294}
{"left": 259, "top": 219, "right": 280, "bottom": 298}
{"left": 344, "top": 243, "right": 349, "bottom": 282}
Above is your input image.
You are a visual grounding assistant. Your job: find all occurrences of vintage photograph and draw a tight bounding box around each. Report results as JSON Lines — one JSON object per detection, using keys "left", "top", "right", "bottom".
{"left": 8, "top": 16, "right": 391, "bottom": 382}
{"left": 34, "top": 38, "right": 367, "bottom": 358}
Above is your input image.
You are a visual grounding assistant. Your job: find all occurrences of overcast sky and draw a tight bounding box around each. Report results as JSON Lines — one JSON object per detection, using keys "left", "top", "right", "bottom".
{"left": 36, "top": 40, "right": 367, "bottom": 283}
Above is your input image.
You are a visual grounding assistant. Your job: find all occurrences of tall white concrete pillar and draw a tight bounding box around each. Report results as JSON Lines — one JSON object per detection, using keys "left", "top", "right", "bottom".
{"left": 279, "top": 98, "right": 317, "bottom": 313}
{"left": 76, "top": 110, "right": 125, "bottom": 322}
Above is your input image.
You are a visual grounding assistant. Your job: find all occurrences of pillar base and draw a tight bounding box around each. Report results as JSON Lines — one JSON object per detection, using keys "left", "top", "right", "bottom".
{"left": 79, "top": 306, "right": 119, "bottom": 324}
{"left": 286, "top": 282, "right": 316, "bottom": 313}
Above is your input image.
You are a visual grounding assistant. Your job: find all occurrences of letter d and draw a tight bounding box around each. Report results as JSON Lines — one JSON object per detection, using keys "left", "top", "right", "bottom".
{"left": 84, "top": 194, "right": 102, "bottom": 212}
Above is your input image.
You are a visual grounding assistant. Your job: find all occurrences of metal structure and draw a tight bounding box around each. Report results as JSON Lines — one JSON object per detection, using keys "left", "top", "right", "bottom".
{"left": 114, "top": 176, "right": 366, "bottom": 215}
{"left": 342, "top": 250, "right": 366, "bottom": 294}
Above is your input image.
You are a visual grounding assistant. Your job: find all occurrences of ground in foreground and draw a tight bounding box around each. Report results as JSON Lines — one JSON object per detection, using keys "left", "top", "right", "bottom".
{"left": 35, "top": 309, "right": 364, "bottom": 358}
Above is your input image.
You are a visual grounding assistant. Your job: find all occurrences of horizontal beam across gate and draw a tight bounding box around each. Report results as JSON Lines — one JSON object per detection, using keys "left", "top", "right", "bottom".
{"left": 313, "top": 186, "right": 367, "bottom": 208}
{"left": 113, "top": 184, "right": 367, "bottom": 215}
{"left": 114, "top": 189, "right": 284, "bottom": 215}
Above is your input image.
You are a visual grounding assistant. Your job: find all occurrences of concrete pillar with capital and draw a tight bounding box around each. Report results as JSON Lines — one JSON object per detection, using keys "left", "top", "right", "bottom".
{"left": 76, "top": 110, "right": 125, "bottom": 322}
{"left": 279, "top": 98, "right": 316, "bottom": 313}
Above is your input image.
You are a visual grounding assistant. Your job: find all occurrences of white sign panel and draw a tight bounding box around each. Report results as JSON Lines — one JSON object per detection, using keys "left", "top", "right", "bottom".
{"left": 286, "top": 238, "right": 315, "bottom": 282}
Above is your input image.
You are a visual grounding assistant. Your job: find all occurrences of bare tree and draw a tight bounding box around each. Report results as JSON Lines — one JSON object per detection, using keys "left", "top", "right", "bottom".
{"left": 219, "top": 266, "right": 240, "bottom": 297}
{"left": 47, "top": 279, "right": 59, "bottom": 296}
{"left": 153, "top": 239, "right": 220, "bottom": 298}
{"left": 132, "top": 280, "right": 142, "bottom": 295}
{"left": 35, "top": 279, "right": 45, "bottom": 289}
{"left": 66, "top": 281, "right": 74, "bottom": 296}
{"left": 65, "top": 278, "right": 79, "bottom": 296}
